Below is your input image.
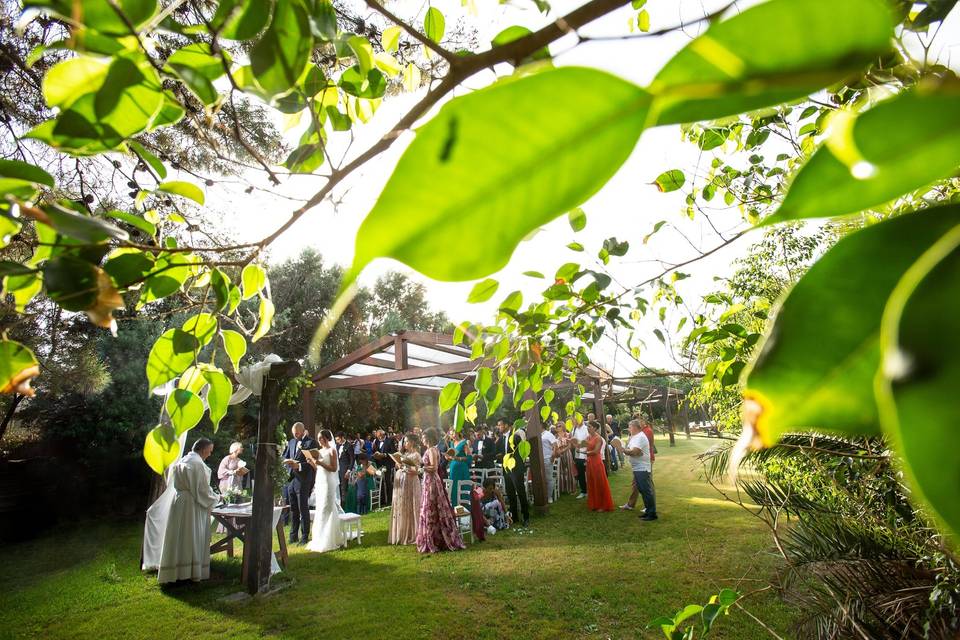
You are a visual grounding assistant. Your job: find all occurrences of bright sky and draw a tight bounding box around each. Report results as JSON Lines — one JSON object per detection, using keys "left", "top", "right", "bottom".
{"left": 196, "top": 0, "right": 960, "bottom": 376}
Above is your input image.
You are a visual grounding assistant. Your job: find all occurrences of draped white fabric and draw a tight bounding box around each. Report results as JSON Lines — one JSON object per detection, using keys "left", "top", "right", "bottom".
{"left": 157, "top": 452, "right": 219, "bottom": 583}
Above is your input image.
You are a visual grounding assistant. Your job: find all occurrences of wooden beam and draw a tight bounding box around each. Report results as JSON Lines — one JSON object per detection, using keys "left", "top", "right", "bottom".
{"left": 394, "top": 335, "right": 408, "bottom": 369}
{"left": 313, "top": 359, "right": 486, "bottom": 390}
{"left": 339, "top": 382, "right": 441, "bottom": 397}
{"left": 311, "top": 334, "right": 394, "bottom": 382}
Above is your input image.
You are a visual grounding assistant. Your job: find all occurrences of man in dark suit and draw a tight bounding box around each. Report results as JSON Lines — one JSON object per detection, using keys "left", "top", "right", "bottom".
{"left": 495, "top": 418, "right": 529, "bottom": 527}
{"left": 335, "top": 431, "right": 354, "bottom": 504}
{"left": 372, "top": 429, "right": 397, "bottom": 506}
{"left": 476, "top": 426, "right": 496, "bottom": 469}
{"left": 282, "top": 422, "right": 317, "bottom": 545}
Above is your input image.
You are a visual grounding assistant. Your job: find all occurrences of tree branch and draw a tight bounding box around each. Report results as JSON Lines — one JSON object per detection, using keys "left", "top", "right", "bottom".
{"left": 365, "top": 0, "right": 457, "bottom": 64}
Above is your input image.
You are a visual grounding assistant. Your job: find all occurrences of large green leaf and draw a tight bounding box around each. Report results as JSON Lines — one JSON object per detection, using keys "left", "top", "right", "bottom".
{"left": 157, "top": 181, "right": 204, "bottom": 205}
{"left": 204, "top": 369, "right": 232, "bottom": 431}
{"left": 42, "top": 255, "right": 100, "bottom": 311}
{"left": 146, "top": 329, "right": 200, "bottom": 391}
{"left": 876, "top": 223, "right": 960, "bottom": 538}
{"left": 0, "top": 159, "right": 54, "bottom": 187}
{"left": 26, "top": 0, "right": 157, "bottom": 35}
{"left": 343, "top": 67, "right": 649, "bottom": 289}
{"left": 439, "top": 381, "right": 461, "bottom": 413}
{"left": 424, "top": 6, "right": 445, "bottom": 43}
{"left": 241, "top": 264, "right": 266, "bottom": 299}
{"left": 143, "top": 424, "right": 179, "bottom": 475}
{"left": 211, "top": 0, "right": 272, "bottom": 40}
{"left": 250, "top": 0, "right": 313, "bottom": 97}
{"left": 765, "top": 87, "right": 960, "bottom": 225}
{"left": 468, "top": 278, "right": 498, "bottom": 303}
{"left": 166, "top": 388, "right": 204, "bottom": 436}
{"left": 0, "top": 340, "right": 39, "bottom": 396}
{"left": 221, "top": 330, "right": 247, "bottom": 371}
{"left": 649, "top": 0, "right": 894, "bottom": 125}
{"left": 252, "top": 297, "right": 275, "bottom": 342}
{"left": 182, "top": 313, "right": 218, "bottom": 347}
{"left": 744, "top": 206, "right": 960, "bottom": 445}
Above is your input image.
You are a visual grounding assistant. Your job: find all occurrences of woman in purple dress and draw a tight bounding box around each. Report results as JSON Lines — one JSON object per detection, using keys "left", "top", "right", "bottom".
{"left": 416, "top": 428, "right": 465, "bottom": 554}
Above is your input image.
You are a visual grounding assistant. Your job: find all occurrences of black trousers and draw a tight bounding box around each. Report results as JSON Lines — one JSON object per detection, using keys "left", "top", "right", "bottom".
{"left": 504, "top": 465, "right": 529, "bottom": 524}
{"left": 287, "top": 479, "right": 312, "bottom": 543}
{"left": 575, "top": 458, "right": 587, "bottom": 494}
{"left": 382, "top": 467, "right": 395, "bottom": 506}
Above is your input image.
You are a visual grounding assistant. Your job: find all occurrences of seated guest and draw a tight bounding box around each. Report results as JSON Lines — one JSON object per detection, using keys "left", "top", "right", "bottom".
{"left": 158, "top": 438, "right": 219, "bottom": 584}
{"left": 217, "top": 442, "right": 248, "bottom": 494}
{"left": 479, "top": 478, "right": 510, "bottom": 531}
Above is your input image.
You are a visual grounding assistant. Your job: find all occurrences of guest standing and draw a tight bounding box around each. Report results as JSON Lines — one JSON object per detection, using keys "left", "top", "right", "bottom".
{"left": 554, "top": 426, "right": 577, "bottom": 495}
{"left": 446, "top": 428, "right": 472, "bottom": 503}
{"left": 495, "top": 418, "right": 530, "bottom": 527}
{"left": 571, "top": 416, "right": 589, "bottom": 499}
{"left": 158, "top": 438, "right": 219, "bottom": 584}
{"left": 540, "top": 426, "right": 557, "bottom": 502}
{"left": 475, "top": 427, "right": 496, "bottom": 469}
{"left": 373, "top": 429, "right": 397, "bottom": 506}
{"left": 584, "top": 421, "right": 614, "bottom": 512}
{"left": 336, "top": 432, "right": 354, "bottom": 505}
{"left": 389, "top": 433, "right": 423, "bottom": 545}
{"left": 621, "top": 419, "right": 658, "bottom": 520}
{"left": 216, "top": 442, "right": 247, "bottom": 494}
{"left": 282, "top": 422, "right": 317, "bottom": 545}
{"left": 416, "top": 429, "right": 465, "bottom": 553}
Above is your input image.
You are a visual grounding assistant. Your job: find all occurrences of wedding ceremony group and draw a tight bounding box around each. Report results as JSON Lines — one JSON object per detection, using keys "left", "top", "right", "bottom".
{"left": 149, "top": 410, "right": 661, "bottom": 586}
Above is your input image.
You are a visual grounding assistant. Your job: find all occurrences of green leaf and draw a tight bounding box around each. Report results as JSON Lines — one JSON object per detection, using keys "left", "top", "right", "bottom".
{"left": 649, "top": 0, "right": 894, "bottom": 125}
{"left": 523, "top": 270, "right": 545, "bottom": 278}
{"left": 28, "top": 0, "right": 157, "bottom": 35}
{"left": 0, "top": 340, "right": 39, "bottom": 396}
{"left": 439, "top": 381, "right": 461, "bottom": 413}
{"left": 347, "top": 35, "right": 374, "bottom": 75}
{"left": 143, "top": 425, "right": 179, "bottom": 475}
{"left": 42, "top": 255, "right": 100, "bottom": 311}
{"left": 127, "top": 141, "right": 166, "bottom": 179}
{"left": 766, "top": 88, "right": 960, "bottom": 225}
{"left": 166, "top": 388, "right": 204, "bottom": 436}
{"left": 381, "top": 25, "right": 402, "bottom": 52}
{"left": 491, "top": 25, "right": 550, "bottom": 62}
{"left": 468, "top": 278, "right": 499, "bottom": 303}
{"left": 717, "top": 588, "right": 738, "bottom": 607}
{"left": 517, "top": 439, "right": 531, "bottom": 459}
{"left": 338, "top": 65, "right": 387, "bottom": 99}
{"left": 476, "top": 366, "right": 493, "bottom": 398}
{"left": 309, "top": 0, "right": 338, "bottom": 41}
{"left": 653, "top": 169, "right": 685, "bottom": 192}
{"left": 499, "top": 290, "right": 522, "bottom": 313}
{"left": 701, "top": 603, "right": 722, "bottom": 633}
{"left": 0, "top": 159, "right": 54, "bottom": 187}
{"left": 486, "top": 384, "right": 504, "bottom": 416}
{"left": 252, "top": 297, "right": 275, "bottom": 342}
{"left": 241, "top": 264, "right": 267, "bottom": 300}
{"left": 636, "top": 9, "right": 650, "bottom": 32}
{"left": 250, "top": 0, "right": 313, "bottom": 97}
{"left": 146, "top": 329, "right": 200, "bottom": 391}
{"left": 43, "top": 203, "right": 129, "bottom": 243}
{"left": 211, "top": 0, "right": 271, "bottom": 40}
{"left": 105, "top": 210, "right": 156, "bottom": 237}
{"left": 221, "top": 330, "right": 247, "bottom": 372}
{"left": 424, "top": 6, "right": 445, "bottom": 43}
{"left": 284, "top": 143, "right": 325, "bottom": 174}
{"left": 204, "top": 369, "right": 232, "bottom": 432}
{"left": 744, "top": 206, "right": 960, "bottom": 445}
{"left": 568, "top": 207, "right": 587, "bottom": 232}
{"left": 344, "top": 67, "right": 648, "bottom": 288}
{"left": 42, "top": 56, "right": 109, "bottom": 108}
{"left": 167, "top": 42, "right": 228, "bottom": 81}
{"left": 182, "top": 313, "right": 218, "bottom": 347}
{"left": 103, "top": 249, "right": 154, "bottom": 287}
{"left": 156, "top": 181, "right": 204, "bottom": 205}
{"left": 876, "top": 223, "right": 960, "bottom": 538}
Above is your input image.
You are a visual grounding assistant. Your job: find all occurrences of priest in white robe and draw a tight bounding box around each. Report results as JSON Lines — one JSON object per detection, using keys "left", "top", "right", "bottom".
{"left": 158, "top": 438, "right": 219, "bottom": 584}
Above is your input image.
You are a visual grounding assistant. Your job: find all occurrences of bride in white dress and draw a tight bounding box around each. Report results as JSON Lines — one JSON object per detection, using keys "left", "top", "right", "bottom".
{"left": 304, "top": 429, "right": 344, "bottom": 552}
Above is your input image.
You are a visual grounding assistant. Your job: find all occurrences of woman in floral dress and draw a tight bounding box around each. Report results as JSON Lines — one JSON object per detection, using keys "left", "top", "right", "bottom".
{"left": 388, "top": 433, "right": 422, "bottom": 545}
{"left": 554, "top": 424, "right": 577, "bottom": 495}
{"left": 416, "top": 429, "right": 465, "bottom": 553}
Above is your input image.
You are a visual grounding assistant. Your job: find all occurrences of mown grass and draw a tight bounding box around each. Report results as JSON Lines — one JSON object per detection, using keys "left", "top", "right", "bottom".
{"left": 0, "top": 437, "right": 795, "bottom": 639}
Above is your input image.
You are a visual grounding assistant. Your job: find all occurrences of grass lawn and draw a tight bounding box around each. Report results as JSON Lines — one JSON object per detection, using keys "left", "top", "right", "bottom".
{"left": 0, "top": 437, "right": 795, "bottom": 639}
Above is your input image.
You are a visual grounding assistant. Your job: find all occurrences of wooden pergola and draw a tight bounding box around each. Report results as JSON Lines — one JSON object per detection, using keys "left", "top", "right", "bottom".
{"left": 301, "top": 330, "right": 608, "bottom": 512}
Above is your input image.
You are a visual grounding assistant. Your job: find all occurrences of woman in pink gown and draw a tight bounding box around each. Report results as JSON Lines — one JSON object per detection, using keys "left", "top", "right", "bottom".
{"left": 416, "top": 428, "right": 465, "bottom": 553}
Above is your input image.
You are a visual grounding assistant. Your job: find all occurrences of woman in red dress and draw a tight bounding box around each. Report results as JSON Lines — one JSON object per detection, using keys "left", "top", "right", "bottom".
{"left": 585, "top": 421, "right": 615, "bottom": 512}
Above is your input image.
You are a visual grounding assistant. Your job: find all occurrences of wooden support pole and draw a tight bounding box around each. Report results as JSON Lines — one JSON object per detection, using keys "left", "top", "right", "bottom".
{"left": 247, "top": 360, "right": 301, "bottom": 596}
{"left": 522, "top": 390, "right": 548, "bottom": 515}
{"left": 592, "top": 378, "right": 610, "bottom": 474}
{"left": 663, "top": 385, "right": 676, "bottom": 447}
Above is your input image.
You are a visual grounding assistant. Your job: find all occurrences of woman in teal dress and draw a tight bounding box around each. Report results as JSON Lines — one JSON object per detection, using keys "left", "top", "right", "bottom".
{"left": 445, "top": 428, "right": 473, "bottom": 506}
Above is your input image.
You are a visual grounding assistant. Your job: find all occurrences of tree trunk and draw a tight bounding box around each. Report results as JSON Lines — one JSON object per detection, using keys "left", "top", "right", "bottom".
{"left": 0, "top": 394, "right": 23, "bottom": 447}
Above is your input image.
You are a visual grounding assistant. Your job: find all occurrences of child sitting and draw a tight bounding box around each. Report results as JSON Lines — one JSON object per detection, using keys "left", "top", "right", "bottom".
{"left": 480, "top": 478, "right": 510, "bottom": 532}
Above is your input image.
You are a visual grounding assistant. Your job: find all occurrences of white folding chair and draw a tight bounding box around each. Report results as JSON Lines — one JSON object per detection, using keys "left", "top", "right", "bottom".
{"left": 369, "top": 475, "right": 383, "bottom": 512}
{"left": 338, "top": 512, "right": 363, "bottom": 546}
{"left": 452, "top": 479, "right": 475, "bottom": 543}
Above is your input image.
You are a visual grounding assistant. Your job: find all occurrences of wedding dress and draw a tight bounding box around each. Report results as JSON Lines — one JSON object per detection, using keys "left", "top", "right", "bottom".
{"left": 306, "top": 447, "right": 344, "bottom": 552}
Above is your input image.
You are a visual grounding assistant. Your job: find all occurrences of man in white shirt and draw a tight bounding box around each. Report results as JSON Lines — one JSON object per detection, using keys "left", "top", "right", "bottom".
{"left": 620, "top": 419, "right": 657, "bottom": 520}
{"left": 540, "top": 427, "right": 557, "bottom": 503}
{"left": 571, "top": 415, "right": 589, "bottom": 498}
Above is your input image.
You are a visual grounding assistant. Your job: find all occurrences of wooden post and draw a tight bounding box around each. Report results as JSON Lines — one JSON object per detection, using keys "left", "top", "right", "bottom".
{"left": 663, "top": 385, "right": 676, "bottom": 447}
{"left": 247, "top": 360, "right": 301, "bottom": 596}
{"left": 681, "top": 396, "right": 691, "bottom": 439}
{"left": 522, "top": 390, "right": 548, "bottom": 515}
{"left": 592, "top": 378, "right": 610, "bottom": 474}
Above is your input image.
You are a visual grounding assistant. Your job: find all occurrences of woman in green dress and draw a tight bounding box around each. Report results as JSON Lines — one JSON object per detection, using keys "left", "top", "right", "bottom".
{"left": 445, "top": 428, "right": 473, "bottom": 507}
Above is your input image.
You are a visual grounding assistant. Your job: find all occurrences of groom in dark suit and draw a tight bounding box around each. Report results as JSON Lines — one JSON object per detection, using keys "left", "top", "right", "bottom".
{"left": 372, "top": 429, "right": 397, "bottom": 506}
{"left": 283, "top": 422, "right": 317, "bottom": 545}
